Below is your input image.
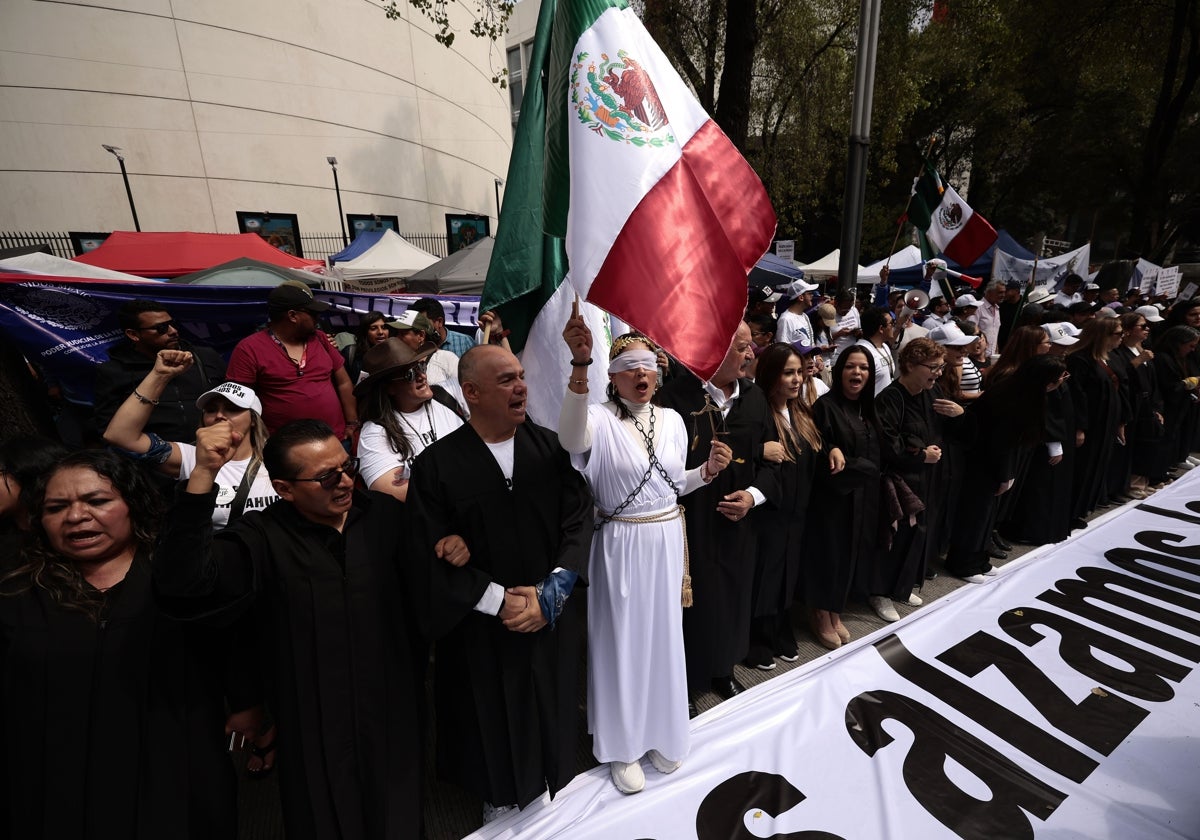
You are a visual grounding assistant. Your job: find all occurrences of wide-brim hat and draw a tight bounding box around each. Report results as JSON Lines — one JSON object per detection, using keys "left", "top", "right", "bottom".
{"left": 196, "top": 381, "right": 263, "bottom": 415}
{"left": 353, "top": 337, "right": 438, "bottom": 396}
{"left": 1027, "top": 287, "right": 1054, "bottom": 306}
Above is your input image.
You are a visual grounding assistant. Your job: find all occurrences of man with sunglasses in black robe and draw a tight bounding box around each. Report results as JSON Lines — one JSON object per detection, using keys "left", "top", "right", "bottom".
{"left": 156, "top": 418, "right": 444, "bottom": 839}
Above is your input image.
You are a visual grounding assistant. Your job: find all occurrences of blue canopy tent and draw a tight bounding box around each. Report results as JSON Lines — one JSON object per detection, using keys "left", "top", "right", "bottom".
{"left": 749, "top": 252, "right": 804, "bottom": 289}
{"left": 876, "top": 229, "right": 1035, "bottom": 288}
{"left": 328, "top": 228, "right": 386, "bottom": 264}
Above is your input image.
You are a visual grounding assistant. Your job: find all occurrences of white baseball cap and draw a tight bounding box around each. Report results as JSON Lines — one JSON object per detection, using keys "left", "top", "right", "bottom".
{"left": 954, "top": 294, "right": 981, "bottom": 308}
{"left": 196, "top": 381, "right": 263, "bottom": 414}
{"left": 1135, "top": 304, "right": 1165, "bottom": 323}
{"left": 927, "top": 322, "right": 978, "bottom": 346}
{"left": 1042, "top": 322, "right": 1079, "bottom": 345}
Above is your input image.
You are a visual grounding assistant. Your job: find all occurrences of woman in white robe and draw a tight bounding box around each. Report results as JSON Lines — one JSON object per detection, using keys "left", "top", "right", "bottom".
{"left": 559, "top": 313, "right": 731, "bottom": 795}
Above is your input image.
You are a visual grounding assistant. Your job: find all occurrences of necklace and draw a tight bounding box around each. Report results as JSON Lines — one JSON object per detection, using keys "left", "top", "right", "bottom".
{"left": 399, "top": 400, "right": 437, "bottom": 446}
{"left": 269, "top": 330, "right": 307, "bottom": 377}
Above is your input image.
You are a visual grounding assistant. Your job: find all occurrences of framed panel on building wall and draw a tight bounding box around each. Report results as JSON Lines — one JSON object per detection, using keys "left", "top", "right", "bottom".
{"left": 69, "top": 232, "right": 111, "bottom": 256}
{"left": 235, "top": 212, "right": 304, "bottom": 258}
{"left": 347, "top": 214, "right": 400, "bottom": 241}
{"left": 445, "top": 214, "right": 490, "bottom": 253}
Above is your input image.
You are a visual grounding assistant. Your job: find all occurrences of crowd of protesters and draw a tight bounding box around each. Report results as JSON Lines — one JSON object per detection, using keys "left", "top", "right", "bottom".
{"left": 1, "top": 264, "right": 1198, "bottom": 838}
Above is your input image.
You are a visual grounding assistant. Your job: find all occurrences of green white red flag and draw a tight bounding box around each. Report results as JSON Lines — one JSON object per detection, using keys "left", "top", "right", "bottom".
{"left": 549, "top": 0, "right": 776, "bottom": 379}
{"left": 909, "top": 161, "right": 997, "bottom": 268}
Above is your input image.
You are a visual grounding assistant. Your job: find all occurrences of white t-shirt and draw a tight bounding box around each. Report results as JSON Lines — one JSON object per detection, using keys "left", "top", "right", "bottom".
{"left": 484, "top": 437, "right": 515, "bottom": 491}
{"left": 358, "top": 398, "right": 465, "bottom": 487}
{"left": 425, "top": 348, "right": 459, "bottom": 385}
{"left": 177, "top": 444, "right": 279, "bottom": 529}
{"left": 776, "top": 309, "right": 814, "bottom": 345}
{"left": 855, "top": 340, "right": 896, "bottom": 396}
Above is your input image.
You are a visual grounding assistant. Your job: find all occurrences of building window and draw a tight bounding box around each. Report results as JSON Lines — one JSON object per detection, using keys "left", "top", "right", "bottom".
{"left": 507, "top": 45, "right": 524, "bottom": 132}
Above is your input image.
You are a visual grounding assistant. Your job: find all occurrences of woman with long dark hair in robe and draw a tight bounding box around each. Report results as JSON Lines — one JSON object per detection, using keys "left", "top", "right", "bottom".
{"left": 805, "top": 347, "right": 878, "bottom": 636}
{"left": 749, "top": 344, "right": 827, "bottom": 653}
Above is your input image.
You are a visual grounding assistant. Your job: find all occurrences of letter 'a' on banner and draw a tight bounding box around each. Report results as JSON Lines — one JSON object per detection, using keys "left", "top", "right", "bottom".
{"left": 483, "top": 0, "right": 777, "bottom": 397}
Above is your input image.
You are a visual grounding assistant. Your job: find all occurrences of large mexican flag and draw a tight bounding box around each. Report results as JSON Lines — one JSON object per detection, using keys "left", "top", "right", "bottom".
{"left": 483, "top": 0, "right": 775, "bottom": 424}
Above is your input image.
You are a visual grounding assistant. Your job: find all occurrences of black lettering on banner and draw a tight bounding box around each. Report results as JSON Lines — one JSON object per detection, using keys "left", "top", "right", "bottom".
{"left": 876, "top": 635, "right": 1095, "bottom": 782}
{"left": 1037, "top": 568, "right": 1200, "bottom": 663}
{"left": 1133, "top": 528, "right": 1200, "bottom": 562}
{"left": 1106, "top": 545, "right": 1200, "bottom": 596}
{"left": 999, "top": 606, "right": 1190, "bottom": 704}
{"left": 692, "top": 771, "right": 846, "bottom": 840}
{"left": 1136, "top": 500, "right": 1200, "bottom": 527}
{"left": 940, "top": 627, "right": 1150, "bottom": 755}
{"left": 844, "top": 689, "right": 1064, "bottom": 839}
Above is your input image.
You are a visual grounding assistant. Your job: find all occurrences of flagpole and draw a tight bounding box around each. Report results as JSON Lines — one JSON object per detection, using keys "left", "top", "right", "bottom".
{"left": 884, "top": 136, "right": 938, "bottom": 270}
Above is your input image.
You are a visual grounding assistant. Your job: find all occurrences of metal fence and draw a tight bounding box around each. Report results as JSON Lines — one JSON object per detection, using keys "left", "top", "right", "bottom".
{"left": 0, "top": 230, "right": 450, "bottom": 262}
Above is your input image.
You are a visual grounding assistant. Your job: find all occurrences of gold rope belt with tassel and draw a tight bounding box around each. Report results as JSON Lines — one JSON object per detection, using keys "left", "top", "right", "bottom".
{"left": 605, "top": 504, "right": 692, "bottom": 608}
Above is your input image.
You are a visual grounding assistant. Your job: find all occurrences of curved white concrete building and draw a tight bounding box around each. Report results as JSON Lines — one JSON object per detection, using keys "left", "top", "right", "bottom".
{"left": 0, "top": 0, "right": 513, "bottom": 239}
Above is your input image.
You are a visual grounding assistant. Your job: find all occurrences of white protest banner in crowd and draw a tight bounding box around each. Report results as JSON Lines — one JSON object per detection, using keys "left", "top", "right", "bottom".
{"left": 775, "top": 240, "right": 796, "bottom": 262}
{"left": 473, "top": 470, "right": 1200, "bottom": 840}
{"left": 1157, "top": 266, "right": 1182, "bottom": 299}
{"left": 992, "top": 242, "right": 1090, "bottom": 290}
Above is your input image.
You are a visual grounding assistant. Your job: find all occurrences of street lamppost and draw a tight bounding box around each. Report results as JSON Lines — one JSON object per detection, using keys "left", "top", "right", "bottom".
{"left": 494, "top": 178, "right": 504, "bottom": 227}
{"left": 327, "top": 156, "right": 348, "bottom": 247}
{"left": 101, "top": 145, "right": 141, "bottom": 232}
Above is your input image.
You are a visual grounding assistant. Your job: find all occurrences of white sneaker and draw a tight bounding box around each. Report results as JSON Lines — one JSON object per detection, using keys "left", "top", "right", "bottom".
{"left": 868, "top": 596, "right": 900, "bottom": 622}
{"left": 983, "top": 565, "right": 998, "bottom": 576}
{"left": 482, "top": 802, "right": 515, "bottom": 824}
{"left": 1187, "top": 456, "right": 1200, "bottom": 467}
{"left": 647, "top": 749, "right": 682, "bottom": 775}
{"left": 906, "top": 592, "right": 923, "bottom": 607}
{"left": 960, "top": 573, "right": 988, "bottom": 584}
{"left": 610, "top": 759, "right": 645, "bottom": 794}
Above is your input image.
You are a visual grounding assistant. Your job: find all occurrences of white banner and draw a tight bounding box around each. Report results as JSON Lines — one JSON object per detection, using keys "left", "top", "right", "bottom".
{"left": 473, "top": 470, "right": 1200, "bottom": 840}
{"left": 992, "top": 243, "right": 1091, "bottom": 291}
{"left": 775, "top": 240, "right": 796, "bottom": 262}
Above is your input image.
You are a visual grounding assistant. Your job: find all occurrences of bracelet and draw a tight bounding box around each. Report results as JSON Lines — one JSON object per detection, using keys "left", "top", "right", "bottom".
{"left": 569, "top": 378, "right": 588, "bottom": 386}
{"left": 570, "top": 358, "right": 593, "bottom": 367}
{"left": 132, "top": 389, "right": 159, "bottom": 407}
{"left": 700, "top": 463, "right": 715, "bottom": 483}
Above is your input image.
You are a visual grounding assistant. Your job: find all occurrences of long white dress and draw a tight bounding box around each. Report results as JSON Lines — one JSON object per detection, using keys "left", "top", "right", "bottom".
{"left": 572, "top": 402, "right": 691, "bottom": 764}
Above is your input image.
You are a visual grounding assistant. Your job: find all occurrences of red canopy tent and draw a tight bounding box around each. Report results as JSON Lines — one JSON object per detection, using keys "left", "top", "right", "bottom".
{"left": 72, "top": 231, "right": 323, "bottom": 278}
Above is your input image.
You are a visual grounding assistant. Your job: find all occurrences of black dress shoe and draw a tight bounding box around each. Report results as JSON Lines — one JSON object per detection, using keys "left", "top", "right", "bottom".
{"left": 987, "top": 546, "right": 1008, "bottom": 560}
{"left": 710, "top": 676, "right": 745, "bottom": 700}
{"left": 991, "top": 532, "right": 1013, "bottom": 552}
{"left": 925, "top": 567, "right": 939, "bottom": 580}
{"left": 1070, "top": 518, "right": 1088, "bottom": 530}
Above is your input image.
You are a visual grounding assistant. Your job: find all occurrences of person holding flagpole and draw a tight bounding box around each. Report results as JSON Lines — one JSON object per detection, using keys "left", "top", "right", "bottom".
{"left": 558, "top": 309, "right": 731, "bottom": 794}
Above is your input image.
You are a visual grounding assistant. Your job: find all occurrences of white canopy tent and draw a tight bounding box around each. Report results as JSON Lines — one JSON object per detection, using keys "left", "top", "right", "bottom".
{"left": 859, "top": 244, "right": 924, "bottom": 282}
{"left": 800, "top": 248, "right": 863, "bottom": 281}
{"left": 331, "top": 229, "right": 439, "bottom": 293}
{"left": 0, "top": 252, "right": 154, "bottom": 282}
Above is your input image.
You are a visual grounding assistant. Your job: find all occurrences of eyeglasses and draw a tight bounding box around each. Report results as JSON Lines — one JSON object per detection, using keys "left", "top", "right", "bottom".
{"left": 285, "top": 458, "right": 359, "bottom": 490}
{"left": 920, "top": 363, "right": 947, "bottom": 374}
{"left": 137, "top": 320, "right": 178, "bottom": 335}
{"left": 394, "top": 362, "right": 429, "bottom": 382}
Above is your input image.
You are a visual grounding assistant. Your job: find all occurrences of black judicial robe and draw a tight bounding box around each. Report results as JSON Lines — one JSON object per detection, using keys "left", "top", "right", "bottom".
{"left": 1068, "top": 353, "right": 1122, "bottom": 517}
{"left": 0, "top": 557, "right": 235, "bottom": 840}
{"left": 156, "top": 489, "right": 424, "bottom": 840}
{"left": 406, "top": 421, "right": 593, "bottom": 810}
{"left": 1003, "top": 387, "right": 1076, "bottom": 545}
{"left": 658, "top": 373, "right": 781, "bottom": 692}
{"left": 806, "top": 394, "right": 882, "bottom": 610}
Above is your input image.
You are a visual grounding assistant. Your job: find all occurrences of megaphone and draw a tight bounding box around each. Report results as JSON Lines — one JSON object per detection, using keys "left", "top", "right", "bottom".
{"left": 897, "top": 288, "right": 930, "bottom": 323}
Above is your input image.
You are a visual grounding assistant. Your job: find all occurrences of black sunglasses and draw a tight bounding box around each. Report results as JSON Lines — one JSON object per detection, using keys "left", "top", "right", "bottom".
{"left": 394, "top": 362, "right": 429, "bottom": 382}
{"left": 285, "top": 458, "right": 359, "bottom": 490}
{"left": 137, "top": 320, "right": 179, "bottom": 335}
